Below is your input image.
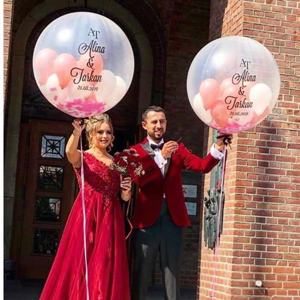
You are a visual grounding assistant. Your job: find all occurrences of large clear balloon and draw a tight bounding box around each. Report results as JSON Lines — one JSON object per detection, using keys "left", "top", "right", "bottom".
{"left": 187, "top": 36, "right": 281, "bottom": 133}
{"left": 33, "top": 12, "right": 134, "bottom": 118}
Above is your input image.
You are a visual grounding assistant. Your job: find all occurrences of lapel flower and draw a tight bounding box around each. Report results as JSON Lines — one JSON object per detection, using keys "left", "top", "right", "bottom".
{"left": 113, "top": 149, "right": 145, "bottom": 179}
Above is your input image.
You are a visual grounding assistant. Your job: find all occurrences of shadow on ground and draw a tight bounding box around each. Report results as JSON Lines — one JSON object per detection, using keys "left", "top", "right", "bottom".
{"left": 4, "top": 279, "right": 196, "bottom": 300}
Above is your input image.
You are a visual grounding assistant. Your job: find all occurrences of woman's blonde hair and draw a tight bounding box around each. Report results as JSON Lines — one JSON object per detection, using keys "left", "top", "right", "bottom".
{"left": 85, "top": 113, "right": 115, "bottom": 151}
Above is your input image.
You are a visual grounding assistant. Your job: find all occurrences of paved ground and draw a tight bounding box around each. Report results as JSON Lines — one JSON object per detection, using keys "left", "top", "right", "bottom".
{"left": 4, "top": 279, "right": 196, "bottom": 300}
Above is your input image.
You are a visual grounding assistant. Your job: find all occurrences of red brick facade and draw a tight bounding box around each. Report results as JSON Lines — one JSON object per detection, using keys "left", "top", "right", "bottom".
{"left": 3, "top": 0, "right": 14, "bottom": 99}
{"left": 199, "top": 1, "right": 300, "bottom": 299}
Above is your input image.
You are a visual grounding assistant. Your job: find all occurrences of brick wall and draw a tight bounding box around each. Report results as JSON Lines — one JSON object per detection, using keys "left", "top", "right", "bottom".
{"left": 3, "top": 0, "right": 14, "bottom": 101}
{"left": 199, "top": 1, "right": 300, "bottom": 299}
{"left": 151, "top": 0, "right": 211, "bottom": 288}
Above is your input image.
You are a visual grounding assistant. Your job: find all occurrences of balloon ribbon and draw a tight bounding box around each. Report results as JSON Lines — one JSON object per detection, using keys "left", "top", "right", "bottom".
{"left": 125, "top": 198, "right": 133, "bottom": 240}
{"left": 212, "top": 149, "right": 227, "bottom": 299}
{"left": 80, "top": 137, "right": 90, "bottom": 300}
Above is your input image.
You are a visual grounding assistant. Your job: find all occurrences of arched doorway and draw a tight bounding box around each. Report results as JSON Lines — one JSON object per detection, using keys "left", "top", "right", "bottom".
{"left": 6, "top": 0, "right": 160, "bottom": 279}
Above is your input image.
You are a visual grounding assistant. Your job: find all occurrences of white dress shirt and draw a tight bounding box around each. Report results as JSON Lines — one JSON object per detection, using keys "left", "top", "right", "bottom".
{"left": 148, "top": 138, "right": 167, "bottom": 176}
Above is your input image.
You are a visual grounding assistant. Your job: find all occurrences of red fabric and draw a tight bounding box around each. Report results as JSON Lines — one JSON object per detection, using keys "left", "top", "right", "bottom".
{"left": 39, "top": 152, "right": 130, "bottom": 300}
{"left": 130, "top": 139, "right": 220, "bottom": 228}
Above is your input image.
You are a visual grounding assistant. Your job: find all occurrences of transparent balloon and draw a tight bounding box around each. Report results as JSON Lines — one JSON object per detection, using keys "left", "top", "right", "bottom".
{"left": 187, "top": 36, "right": 281, "bottom": 133}
{"left": 33, "top": 12, "right": 135, "bottom": 118}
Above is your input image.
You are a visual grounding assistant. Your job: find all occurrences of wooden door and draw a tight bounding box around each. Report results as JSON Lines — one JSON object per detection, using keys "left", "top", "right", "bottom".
{"left": 18, "top": 120, "right": 76, "bottom": 279}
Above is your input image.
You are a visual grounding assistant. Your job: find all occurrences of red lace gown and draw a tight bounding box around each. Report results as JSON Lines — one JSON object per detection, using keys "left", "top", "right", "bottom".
{"left": 39, "top": 152, "right": 130, "bottom": 300}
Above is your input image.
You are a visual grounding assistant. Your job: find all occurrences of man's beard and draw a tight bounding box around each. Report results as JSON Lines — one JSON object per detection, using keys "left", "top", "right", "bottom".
{"left": 149, "top": 131, "right": 164, "bottom": 142}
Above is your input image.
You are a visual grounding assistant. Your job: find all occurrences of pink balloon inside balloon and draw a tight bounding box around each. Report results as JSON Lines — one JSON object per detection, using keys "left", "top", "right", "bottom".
{"left": 210, "top": 100, "right": 230, "bottom": 128}
{"left": 34, "top": 49, "right": 58, "bottom": 85}
{"left": 199, "top": 78, "right": 221, "bottom": 110}
{"left": 220, "top": 77, "right": 233, "bottom": 92}
{"left": 54, "top": 53, "right": 77, "bottom": 88}
{"left": 222, "top": 84, "right": 240, "bottom": 99}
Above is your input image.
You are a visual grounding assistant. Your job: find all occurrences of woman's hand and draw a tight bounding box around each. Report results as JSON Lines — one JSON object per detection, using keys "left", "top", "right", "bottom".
{"left": 66, "top": 119, "right": 86, "bottom": 167}
{"left": 120, "top": 176, "right": 132, "bottom": 201}
{"left": 72, "top": 119, "right": 85, "bottom": 137}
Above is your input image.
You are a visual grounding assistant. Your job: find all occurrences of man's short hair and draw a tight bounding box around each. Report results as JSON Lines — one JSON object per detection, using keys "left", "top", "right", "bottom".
{"left": 141, "top": 106, "right": 166, "bottom": 122}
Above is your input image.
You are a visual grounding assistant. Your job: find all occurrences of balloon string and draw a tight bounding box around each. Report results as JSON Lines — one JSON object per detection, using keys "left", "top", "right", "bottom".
{"left": 80, "top": 137, "right": 90, "bottom": 300}
{"left": 125, "top": 197, "right": 133, "bottom": 240}
{"left": 212, "top": 149, "right": 227, "bottom": 299}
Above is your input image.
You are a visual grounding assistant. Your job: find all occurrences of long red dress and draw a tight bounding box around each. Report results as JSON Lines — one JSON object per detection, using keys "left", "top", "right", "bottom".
{"left": 39, "top": 152, "right": 130, "bottom": 300}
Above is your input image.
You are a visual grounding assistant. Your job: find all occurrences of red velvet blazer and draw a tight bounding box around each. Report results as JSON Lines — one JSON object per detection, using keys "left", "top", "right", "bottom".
{"left": 130, "top": 138, "right": 220, "bottom": 229}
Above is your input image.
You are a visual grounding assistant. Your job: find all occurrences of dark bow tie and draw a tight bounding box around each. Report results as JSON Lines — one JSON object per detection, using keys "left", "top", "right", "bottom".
{"left": 150, "top": 143, "right": 164, "bottom": 150}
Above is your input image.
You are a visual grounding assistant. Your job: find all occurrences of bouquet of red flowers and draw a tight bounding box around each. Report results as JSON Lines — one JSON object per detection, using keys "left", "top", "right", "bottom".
{"left": 113, "top": 148, "right": 145, "bottom": 179}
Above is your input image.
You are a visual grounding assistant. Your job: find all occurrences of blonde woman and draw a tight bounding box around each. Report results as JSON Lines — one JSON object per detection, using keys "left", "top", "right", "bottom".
{"left": 40, "top": 114, "right": 131, "bottom": 300}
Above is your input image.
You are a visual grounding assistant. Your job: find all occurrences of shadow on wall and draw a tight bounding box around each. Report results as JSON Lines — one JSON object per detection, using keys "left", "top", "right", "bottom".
{"left": 252, "top": 120, "right": 279, "bottom": 297}
{"left": 209, "top": 0, "right": 229, "bottom": 40}
{"left": 240, "top": 119, "right": 280, "bottom": 297}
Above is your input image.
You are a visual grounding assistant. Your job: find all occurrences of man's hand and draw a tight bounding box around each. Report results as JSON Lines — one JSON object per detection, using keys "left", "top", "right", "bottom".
{"left": 161, "top": 141, "right": 179, "bottom": 158}
{"left": 215, "top": 133, "right": 233, "bottom": 151}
